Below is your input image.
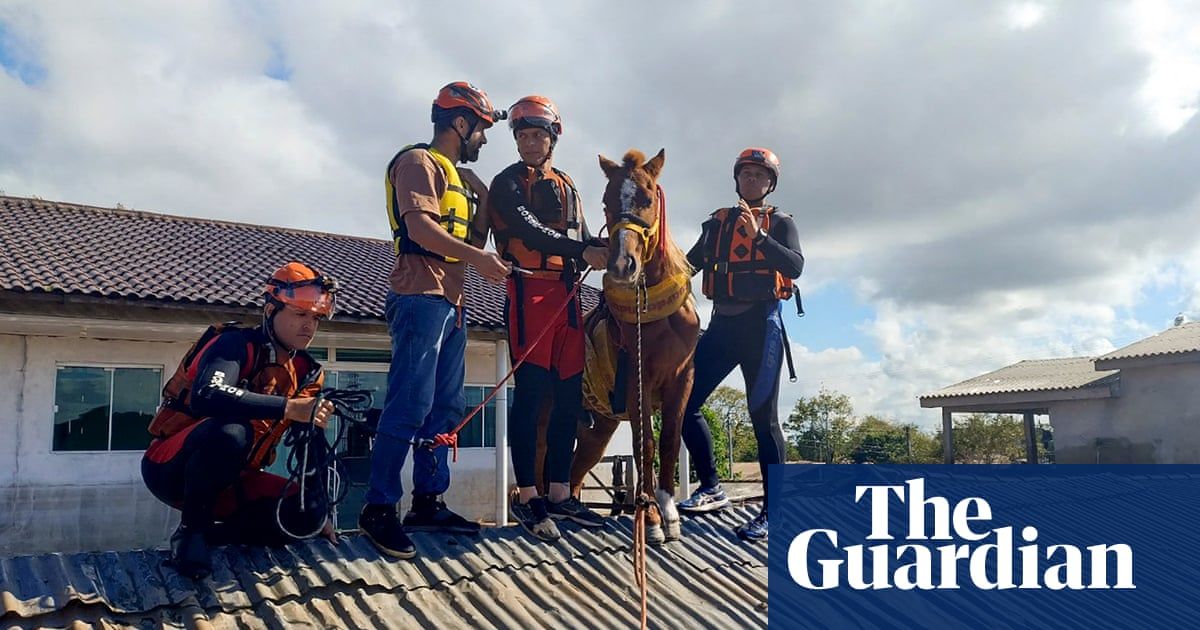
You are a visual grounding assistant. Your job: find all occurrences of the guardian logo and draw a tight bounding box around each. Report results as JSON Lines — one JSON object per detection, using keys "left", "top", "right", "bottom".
{"left": 788, "top": 479, "right": 1135, "bottom": 591}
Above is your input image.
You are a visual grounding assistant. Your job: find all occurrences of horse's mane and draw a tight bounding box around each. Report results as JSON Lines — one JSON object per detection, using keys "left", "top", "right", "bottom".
{"left": 619, "top": 150, "right": 694, "bottom": 280}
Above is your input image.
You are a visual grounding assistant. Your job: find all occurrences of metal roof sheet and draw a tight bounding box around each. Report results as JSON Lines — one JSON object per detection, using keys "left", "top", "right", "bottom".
{"left": 1, "top": 505, "right": 767, "bottom": 629}
{"left": 920, "top": 357, "right": 1118, "bottom": 401}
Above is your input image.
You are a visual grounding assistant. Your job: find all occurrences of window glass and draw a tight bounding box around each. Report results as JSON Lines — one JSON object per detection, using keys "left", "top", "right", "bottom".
{"left": 53, "top": 367, "right": 111, "bottom": 451}
{"left": 110, "top": 368, "right": 161, "bottom": 450}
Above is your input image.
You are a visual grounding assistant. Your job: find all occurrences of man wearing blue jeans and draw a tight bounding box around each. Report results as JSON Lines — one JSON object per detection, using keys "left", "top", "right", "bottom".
{"left": 360, "top": 82, "right": 512, "bottom": 559}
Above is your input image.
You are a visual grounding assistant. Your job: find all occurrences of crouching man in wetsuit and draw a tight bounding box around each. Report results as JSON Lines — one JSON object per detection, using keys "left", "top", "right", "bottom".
{"left": 142, "top": 261, "right": 338, "bottom": 578}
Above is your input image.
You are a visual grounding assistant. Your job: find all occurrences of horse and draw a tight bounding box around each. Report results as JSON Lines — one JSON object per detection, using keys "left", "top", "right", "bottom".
{"left": 535, "top": 148, "right": 700, "bottom": 544}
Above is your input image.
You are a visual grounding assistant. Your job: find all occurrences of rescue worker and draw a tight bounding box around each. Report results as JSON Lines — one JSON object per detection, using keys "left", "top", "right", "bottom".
{"left": 677, "top": 148, "right": 805, "bottom": 542}
{"left": 487, "top": 95, "right": 608, "bottom": 541}
{"left": 360, "top": 82, "right": 512, "bottom": 558}
{"left": 141, "top": 261, "right": 339, "bottom": 579}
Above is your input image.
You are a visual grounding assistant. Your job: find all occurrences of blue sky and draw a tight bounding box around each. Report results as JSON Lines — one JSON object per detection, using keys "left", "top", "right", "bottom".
{"left": 0, "top": 21, "right": 44, "bottom": 85}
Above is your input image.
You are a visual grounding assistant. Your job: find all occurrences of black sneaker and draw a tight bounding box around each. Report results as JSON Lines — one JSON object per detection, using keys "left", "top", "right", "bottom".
{"left": 511, "top": 496, "right": 561, "bottom": 542}
{"left": 166, "top": 523, "right": 212, "bottom": 579}
{"left": 359, "top": 503, "right": 416, "bottom": 559}
{"left": 403, "top": 494, "right": 482, "bottom": 534}
{"left": 546, "top": 496, "right": 606, "bottom": 528}
{"left": 736, "top": 510, "right": 768, "bottom": 542}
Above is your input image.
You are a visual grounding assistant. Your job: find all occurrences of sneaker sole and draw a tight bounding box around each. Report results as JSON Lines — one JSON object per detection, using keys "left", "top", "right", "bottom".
{"left": 549, "top": 513, "right": 607, "bottom": 528}
{"left": 362, "top": 530, "right": 417, "bottom": 559}
{"left": 678, "top": 499, "right": 730, "bottom": 514}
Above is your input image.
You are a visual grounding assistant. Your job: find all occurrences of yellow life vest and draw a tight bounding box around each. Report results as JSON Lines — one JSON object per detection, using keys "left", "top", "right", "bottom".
{"left": 386, "top": 144, "right": 476, "bottom": 263}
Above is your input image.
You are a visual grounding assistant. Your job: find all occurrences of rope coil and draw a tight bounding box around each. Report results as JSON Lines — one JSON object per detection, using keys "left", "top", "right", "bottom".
{"left": 274, "top": 388, "right": 374, "bottom": 540}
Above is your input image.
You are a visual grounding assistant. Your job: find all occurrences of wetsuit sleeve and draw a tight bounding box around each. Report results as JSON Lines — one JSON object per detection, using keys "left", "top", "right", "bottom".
{"left": 756, "top": 214, "right": 805, "bottom": 279}
{"left": 489, "top": 171, "right": 588, "bottom": 260}
{"left": 190, "top": 332, "right": 288, "bottom": 420}
{"left": 686, "top": 219, "right": 716, "bottom": 275}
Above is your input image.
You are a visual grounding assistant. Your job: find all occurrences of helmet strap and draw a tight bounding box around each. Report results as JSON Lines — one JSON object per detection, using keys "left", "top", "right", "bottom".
{"left": 263, "top": 301, "right": 298, "bottom": 358}
{"left": 454, "top": 116, "right": 479, "bottom": 163}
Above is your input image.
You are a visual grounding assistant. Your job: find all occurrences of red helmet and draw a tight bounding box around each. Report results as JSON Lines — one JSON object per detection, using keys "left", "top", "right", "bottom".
{"left": 734, "top": 147, "right": 781, "bottom": 183}
{"left": 431, "top": 81, "right": 504, "bottom": 126}
{"left": 508, "top": 95, "right": 563, "bottom": 139}
{"left": 263, "top": 262, "right": 338, "bottom": 318}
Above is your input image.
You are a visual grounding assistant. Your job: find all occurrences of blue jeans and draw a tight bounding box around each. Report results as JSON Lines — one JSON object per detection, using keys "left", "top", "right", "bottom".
{"left": 365, "top": 293, "right": 466, "bottom": 505}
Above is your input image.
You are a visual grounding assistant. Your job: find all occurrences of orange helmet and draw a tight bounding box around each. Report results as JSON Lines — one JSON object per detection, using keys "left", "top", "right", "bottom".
{"left": 263, "top": 262, "right": 338, "bottom": 318}
{"left": 508, "top": 95, "right": 563, "bottom": 139}
{"left": 734, "top": 147, "right": 781, "bottom": 184}
{"left": 431, "top": 81, "right": 505, "bottom": 126}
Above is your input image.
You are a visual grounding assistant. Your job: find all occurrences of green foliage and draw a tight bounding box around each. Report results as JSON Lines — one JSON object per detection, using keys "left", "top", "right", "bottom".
{"left": 697, "top": 386, "right": 758, "bottom": 480}
{"left": 785, "top": 388, "right": 856, "bottom": 463}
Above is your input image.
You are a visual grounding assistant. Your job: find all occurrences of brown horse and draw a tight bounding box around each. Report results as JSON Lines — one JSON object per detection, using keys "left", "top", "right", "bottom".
{"left": 564, "top": 148, "right": 700, "bottom": 543}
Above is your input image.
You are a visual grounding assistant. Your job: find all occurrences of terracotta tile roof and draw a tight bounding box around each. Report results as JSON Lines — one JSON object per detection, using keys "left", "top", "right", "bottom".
{"left": 0, "top": 195, "right": 599, "bottom": 329}
{"left": 0, "top": 507, "right": 767, "bottom": 629}
{"left": 1095, "top": 322, "right": 1200, "bottom": 367}
{"left": 920, "top": 357, "right": 1119, "bottom": 401}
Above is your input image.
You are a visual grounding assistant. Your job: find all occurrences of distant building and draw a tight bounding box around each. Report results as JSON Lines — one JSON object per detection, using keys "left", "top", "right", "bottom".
{"left": 921, "top": 323, "right": 1200, "bottom": 464}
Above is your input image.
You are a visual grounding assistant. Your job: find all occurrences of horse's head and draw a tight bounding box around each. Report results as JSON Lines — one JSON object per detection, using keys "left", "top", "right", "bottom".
{"left": 599, "top": 148, "right": 666, "bottom": 286}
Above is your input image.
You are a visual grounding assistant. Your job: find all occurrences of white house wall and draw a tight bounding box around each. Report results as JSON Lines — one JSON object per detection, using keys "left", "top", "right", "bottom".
{"left": 1, "top": 334, "right": 24, "bottom": 482}
{"left": 0, "top": 329, "right": 516, "bottom": 555}
{"left": 1050, "top": 362, "right": 1200, "bottom": 464}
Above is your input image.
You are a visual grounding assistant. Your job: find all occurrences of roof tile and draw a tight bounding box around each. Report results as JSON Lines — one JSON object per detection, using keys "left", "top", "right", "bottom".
{"left": 0, "top": 195, "right": 599, "bottom": 329}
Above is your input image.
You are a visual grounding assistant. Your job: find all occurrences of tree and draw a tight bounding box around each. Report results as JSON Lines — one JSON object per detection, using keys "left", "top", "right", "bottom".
{"left": 940, "top": 413, "right": 1026, "bottom": 463}
{"left": 698, "top": 386, "right": 756, "bottom": 480}
{"left": 785, "top": 388, "right": 855, "bottom": 463}
{"left": 847, "top": 415, "right": 908, "bottom": 463}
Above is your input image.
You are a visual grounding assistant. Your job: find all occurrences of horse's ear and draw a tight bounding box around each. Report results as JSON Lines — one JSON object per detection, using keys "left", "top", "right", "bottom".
{"left": 643, "top": 148, "right": 666, "bottom": 180}
{"left": 599, "top": 154, "right": 621, "bottom": 178}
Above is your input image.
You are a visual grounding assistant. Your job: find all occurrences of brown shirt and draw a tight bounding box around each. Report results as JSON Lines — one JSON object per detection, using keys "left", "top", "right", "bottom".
{"left": 387, "top": 148, "right": 467, "bottom": 306}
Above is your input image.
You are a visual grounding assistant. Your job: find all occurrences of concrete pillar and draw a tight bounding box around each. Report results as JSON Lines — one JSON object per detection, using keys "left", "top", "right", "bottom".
{"left": 942, "top": 408, "right": 954, "bottom": 464}
{"left": 1024, "top": 411, "right": 1037, "bottom": 464}
{"left": 494, "top": 339, "right": 510, "bottom": 526}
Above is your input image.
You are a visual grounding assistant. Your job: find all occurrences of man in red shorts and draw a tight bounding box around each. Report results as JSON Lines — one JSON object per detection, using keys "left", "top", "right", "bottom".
{"left": 487, "top": 95, "right": 608, "bottom": 541}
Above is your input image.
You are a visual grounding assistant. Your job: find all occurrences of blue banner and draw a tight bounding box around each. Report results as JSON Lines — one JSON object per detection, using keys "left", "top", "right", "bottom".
{"left": 768, "top": 465, "right": 1200, "bottom": 629}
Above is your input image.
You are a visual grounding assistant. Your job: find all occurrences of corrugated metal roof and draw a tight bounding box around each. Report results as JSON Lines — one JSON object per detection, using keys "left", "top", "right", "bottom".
{"left": 920, "top": 357, "right": 1119, "bottom": 401}
{"left": 0, "top": 505, "right": 767, "bottom": 629}
{"left": 1096, "top": 322, "right": 1200, "bottom": 366}
{"left": 0, "top": 195, "right": 600, "bottom": 329}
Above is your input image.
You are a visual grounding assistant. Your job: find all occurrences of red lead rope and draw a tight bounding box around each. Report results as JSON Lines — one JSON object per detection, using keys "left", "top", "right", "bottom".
{"left": 420, "top": 266, "right": 595, "bottom": 462}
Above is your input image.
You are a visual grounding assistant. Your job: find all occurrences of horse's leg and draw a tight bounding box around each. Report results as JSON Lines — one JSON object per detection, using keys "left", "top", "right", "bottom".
{"left": 627, "top": 387, "right": 664, "bottom": 546}
{"left": 569, "top": 412, "right": 619, "bottom": 497}
{"left": 656, "top": 366, "right": 694, "bottom": 542}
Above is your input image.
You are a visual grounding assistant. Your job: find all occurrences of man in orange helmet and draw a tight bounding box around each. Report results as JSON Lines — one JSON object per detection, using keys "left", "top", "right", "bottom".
{"left": 141, "top": 262, "right": 338, "bottom": 579}
{"left": 677, "top": 148, "right": 805, "bottom": 543}
{"left": 361, "top": 82, "right": 512, "bottom": 559}
{"left": 487, "top": 95, "right": 608, "bottom": 541}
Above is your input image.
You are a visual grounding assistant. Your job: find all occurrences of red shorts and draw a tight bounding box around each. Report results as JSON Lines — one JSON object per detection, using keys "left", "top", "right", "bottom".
{"left": 506, "top": 277, "right": 585, "bottom": 378}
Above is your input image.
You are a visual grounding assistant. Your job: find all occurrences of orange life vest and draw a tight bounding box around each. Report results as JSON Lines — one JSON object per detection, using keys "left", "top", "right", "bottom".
{"left": 490, "top": 162, "right": 582, "bottom": 279}
{"left": 699, "top": 206, "right": 795, "bottom": 302}
{"left": 147, "top": 323, "right": 324, "bottom": 469}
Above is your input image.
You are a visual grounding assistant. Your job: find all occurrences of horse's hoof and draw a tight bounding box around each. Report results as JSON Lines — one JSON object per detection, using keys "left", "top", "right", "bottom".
{"left": 646, "top": 524, "right": 666, "bottom": 546}
{"left": 665, "top": 520, "right": 681, "bottom": 542}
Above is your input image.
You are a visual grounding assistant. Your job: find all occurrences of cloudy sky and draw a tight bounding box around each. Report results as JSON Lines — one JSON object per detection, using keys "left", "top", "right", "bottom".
{"left": 2, "top": 1, "right": 1199, "bottom": 429}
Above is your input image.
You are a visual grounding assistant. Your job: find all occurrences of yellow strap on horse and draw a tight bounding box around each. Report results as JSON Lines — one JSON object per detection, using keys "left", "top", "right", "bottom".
{"left": 602, "top": 271, "right": 691, "bottom": 324}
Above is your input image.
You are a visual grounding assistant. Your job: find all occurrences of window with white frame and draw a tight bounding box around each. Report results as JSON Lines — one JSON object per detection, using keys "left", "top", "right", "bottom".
{"left": 53, "top": 365, "right": 163, "bottom": 452}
